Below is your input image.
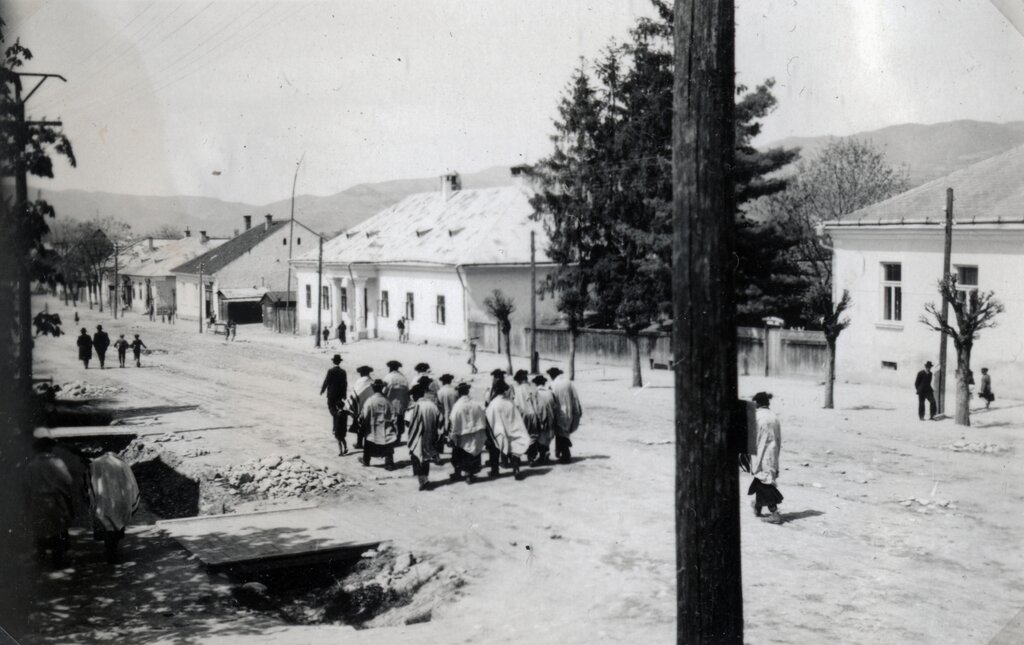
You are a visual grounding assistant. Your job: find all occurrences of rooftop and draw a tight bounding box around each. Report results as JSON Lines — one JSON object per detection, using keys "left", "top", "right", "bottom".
{"left": 121, "top": 236, "right": 227, "bottom": 278}
{"left": 174, "top": 220, "right": 292, "bottom": 275}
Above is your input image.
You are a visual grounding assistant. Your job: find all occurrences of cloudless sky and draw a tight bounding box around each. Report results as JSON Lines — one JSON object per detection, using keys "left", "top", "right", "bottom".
{"left": 8, "top": 0, "right": 1024, "bottom": 204}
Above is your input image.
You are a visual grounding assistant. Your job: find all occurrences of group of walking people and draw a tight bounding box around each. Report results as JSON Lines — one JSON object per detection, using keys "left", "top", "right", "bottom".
{"left": 76, "top": 325, "right": 147, "bottom": 369}
{"left": 321, "top": 356, "right": 583, "bottom": 490}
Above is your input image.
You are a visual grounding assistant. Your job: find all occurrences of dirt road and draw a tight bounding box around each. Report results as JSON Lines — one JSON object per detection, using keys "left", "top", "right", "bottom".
{"left": 27, "top": 296, "right": 1024, "bottom": 644}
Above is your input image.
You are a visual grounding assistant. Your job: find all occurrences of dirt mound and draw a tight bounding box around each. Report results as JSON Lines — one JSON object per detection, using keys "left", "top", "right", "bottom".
{"left": 58, "top": 381, "right": 124, "bottom": 399}
{"left": 940, "top": 440, "right": 1009, "bottom": 454}
{"left": 218, "top": 456, "right": 349, "bottom": 500}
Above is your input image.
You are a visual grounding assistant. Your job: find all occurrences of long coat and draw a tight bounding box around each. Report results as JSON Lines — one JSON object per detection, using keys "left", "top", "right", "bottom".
{"left": 550, "top": 375, "right": 583, "bottom": 436}
{"left": 27, "top": 452, "right": 74, "bottom": 538}
{"left": 360, "top": 392, "right": 397, "bottom": 447}
{"left": 89, "top": 453, "right": 140, "bottom": 532}
{"left": 751, "top": 407, "right": 782, "bottom": 486}
{"left": 485, "top": 395, "right": 531, "bottom": 458}
{"left": 914, "top": 369, "right": 934, "bottom": 395}
{"left": 450, "top": 395, "right": 488, "bottom": 456}
{"left": 511, "top": 382, "right": 541, "bottom": 435}
{"left": 406, "top": 399, "right": 441, "bottom": 461}
{"left": 93, "top": 331, "right": 111, "bottom": 354}
{"left": 77, "top": 333, "right": 93, "bottom": 361}
{"left": 533, "top": 386, "right": 561, "bottom": 447}
{"left": 383, "top": 371, "right": 411, "bottom": 418}
{"left": 436, "top": 384, "right": 459, "bottom": 434}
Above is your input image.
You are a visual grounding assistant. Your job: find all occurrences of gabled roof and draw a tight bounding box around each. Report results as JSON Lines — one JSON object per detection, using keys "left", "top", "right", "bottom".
{"left": 217, "top": 287, "right": 267, "bottom": 301}
{"left": 295, "top": 186, "right": 551, "bottom": 266}
{"left": 833, "top": 143, "right": 1024, "bottom": 225}
{"left": 260, "top": 291, "right": 294, "bottom": 304}
{"left": 110, "top": 238, "right": 175, "bottom": 270}
{"left": 174, "top": 220, "right": 292, "bottom": 275}
{"left": 121, "top": 237, "right": 227, "bottom": 278}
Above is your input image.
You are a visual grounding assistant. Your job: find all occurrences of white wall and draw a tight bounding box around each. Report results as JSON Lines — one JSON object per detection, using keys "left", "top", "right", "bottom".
{"left": 174, "top": 274, "right": 215, "bottom": 321}
{"left": 214, "top": 223, "right": 313, "bottom": 293}
{"left": 832, "top": 225, "right": 1024, "bottom": 392}
{"left": 464, "top": 265, "right": 561, "bottom": 327}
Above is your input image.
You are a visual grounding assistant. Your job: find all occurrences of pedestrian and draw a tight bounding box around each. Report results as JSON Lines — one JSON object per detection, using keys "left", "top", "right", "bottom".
{"left": 466, "top": 337, "right": 478, "bottom": 374}
{"left": 979, "top": 367, "right": 995, "bottom": 409}
{"left": 322, "top": 326, "right": 330, "bottom": 345}
{"left": 397, "top": 316, "right": 406, "bottom": 343}
{"left": 114, "top": 334, "right": 129, "bottom": 368}
{"left": 337, "top": 320, "right": 347, "bottom": 344}
{"left": 88, "top": 451, "right": 140, "bottom": 564}
{"left": 531, "top": 374, "right": 559, "bottom": 465}
{"left": 170, "top": 307, "right": 175, "bottom": 324}
{"left": 225, "top": 318, "right": 233, "bottom": 342}
{"left": 915, "top": 360, "right": 937, "bottom": 420}
{"left": 231, "top": 320, "right": 237, "bottom": 340}
{"left": 77, "top": 328, "right": 93, "bottom": 369}
{"left": 435, "top": 373, "right": 458, "bottom": 455}
{"left": 359, "top": 379, "right": 398, "bottom": 469}
{"left": 383, "top": 360, "right": 410, "bottom": 441}
{"left": 130, "top": 334, "right": 146, "bottom": 367}
{"left": 448, "top": 382, "right": 488, "bottom": 483}
{"left": 547, "top": 367, "right": 583, "bottom": 463}
{"left": 485, "top": 379, "right": 530, "bottom": 480}
{"left": 93, "top": 325, "right": 111, "bottom": 369}
{"left": 26, "top": 429, "right": 74, "bottom": 567}
{"left": 33, "top": 312, "right": 46, "bottom": 338}
{"left": 406, "top": 383, "right": 441, "bottom": 490}
{"left": 748, "top": 392, "right": 784, "bottom": 524}
{"left": 73, "top": 311, "right": 79, "bottom": 324}
{"left": 348, "top": 366, "right": 375, "bottom": 450}
{"left": 485, "top": 368, "right": 507, "bottom": 404}
{"left": 511, "top": 370, "right": 541, "bottom": 464}
{"left": 320, "top": 354, "right": 349, "bottom": 455}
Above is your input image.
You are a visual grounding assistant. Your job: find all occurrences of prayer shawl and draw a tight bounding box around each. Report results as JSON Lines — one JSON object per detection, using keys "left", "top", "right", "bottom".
{"left": 27, "top": 452, "right": 74, "bottom": 537}
{"left": 533, "top": 386, "right": 560, "bottom": 447}
{"left": 550, "top": 375, "right": 583, "bottom": 436}
{"left": 361, "top": 392, "right": 398, "bottom": 448}
{"left": 751, "top": 407, "right": 782, "bottom": 485}
{"left": 511, "top": 382, "right": 541, "bottom": 435}
{"left": 449, "top": 395, "right": 488, "bottom": 456}
{"left": 348, "top": 376, "right": 375, "bottom": 429}
{"left": 436, "top": 384, "right": 459, "bottom": 434}
{"left": 485, "top": 395, "right": 531, "bottom": 458}
{"left": 383, "top": 371, "right": 411, "bottom": 417}
{"left": 406, "top": 399, "right": 441, "bottom": 461}
{"left": 89, "top": 453, "right": 140, "bottom": 532}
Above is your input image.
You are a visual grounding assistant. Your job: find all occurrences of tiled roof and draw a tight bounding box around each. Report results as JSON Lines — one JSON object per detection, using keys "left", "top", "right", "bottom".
{"left": 295, "top": 186, "right": 551, "bottom": 266}
{"left": 217, "top": 287, "right": 267, "bottom": 301}
{"left": 121, "top": 237, "right": 227, "bottom": 278}
{"left": 173, "top": 221, "right": 290, "bottom": 275}
{"left": 835, "top": 144, "right": 1024, "bottom": 225}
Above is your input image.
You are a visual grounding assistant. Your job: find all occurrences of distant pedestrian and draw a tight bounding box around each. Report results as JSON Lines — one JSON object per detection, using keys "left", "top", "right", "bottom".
{"left": 130, "top": 334, "right": 146, "bottom": 367}
{"left": 467, "top": 337, "right": 478, "bottom": 374}
{"left": 748, "top": 392, "right": 784, "bottom": 524}
{"left": 169, "top": 307, "right": 175, "bottom": 324}
{"left": 337, "top": 320, "right": 347, "bottom": 344}
{"left": 225, "top": 319, "right": 233, "bottom": 342}
{"left": 93, "top": 325, "right": 111, "bottom": 369}
{"left": 73, "top": 311, "right": 79, "bottom": 324}
{"left": 320, "top": 354, "right": 349, "bottom": 455}
{"left": 406, "top": 384, "right": 441, "bottom": 490}
{"left": 979, "top": 367, "right": 994, "bottom": 409}
{"left": 27, "top": 429, "right": 74, "bottom": 567}
{"left": 322, "top": 326, "right": 330, "bottom": 345}
{"left": 114, "top": 334, "right": 129, "bottom": 368}
{"left": 230, "top": 321, "right": 237, "bottom": 340}
{"left": 88, "top": 451, "right": 140, "bottom": 564}
{"left": 383, "top": 360, "right": 410, "bottom": 441}
{"left": 360, "top": 379, "right": 398, "bottom": 469}
{"left": 915, "top": 360, "right": 937, "bottom": 420}
{"left": 397, "top": 317, "right": 406, "bottom": 343}
{"left": 448, "top": 382, "right": 487, "bottom": 482}
{"left": 547, "top": 367, "right": 583, "bottom": 464}
{"left": 77, "top": 328, "right": 93, "bottom": 369}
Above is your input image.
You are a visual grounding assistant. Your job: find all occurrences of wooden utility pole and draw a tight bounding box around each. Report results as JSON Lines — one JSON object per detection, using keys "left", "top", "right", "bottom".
{"left": 937, "top": 188, "right": 954, "bottom": 414}
{"left": 315, "top": 235, "right": 323, "bottom": 348}
{"left": 198, "top": 262, "right": 205, "bottom": 334}
{"left": 530, "top": 230, "right": 538, "bottom": 373}
{"left": 672, "top": 2, "right": 743, "bottom": 643}
{"left": 285, "top": 154, "right": 304, "bottom": 335}
{"left": 113, "top": 241, "right": 119, "bottom": 319}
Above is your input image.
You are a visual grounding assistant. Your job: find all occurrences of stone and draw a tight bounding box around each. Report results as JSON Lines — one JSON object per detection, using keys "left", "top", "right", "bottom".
{"left": 812, "top": 482, "right": 823, "bottom": 488}
{"left": 393, "top": 552, "right": 415, "bottom": 572}
{"left": 261, "top": 456, "right": 283, "bottom": 469}
{"left": 238, "top": 472, "right": 254, "bottom": 485}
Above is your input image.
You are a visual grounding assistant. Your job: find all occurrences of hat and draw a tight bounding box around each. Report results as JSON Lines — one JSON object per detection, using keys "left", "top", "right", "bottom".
{"left": 546, "top": 367, "right": 563, "bottom": 378}
{"left": 371, "top": 379, "right": 386, "bottom": 393}
{"left": 513, "top": 369, "right": 529, "bottom": 383}
{"left": 456, "top": 382, "right": 472, "bottom": 395}
{"left": 532, "top": 374, "right": 547, "bottom": 386}
{"left": 417, "top": 375, "right": 433, "bottom": 387}
{"left": 490, "top": 368, "right": 506, "bottom": 378}
{"left": 134, "top": 334, "right": 140, "bottom": 338}
{"left": 96, "top": 324, "right": 103, "bottom": 330}
{"left": 439, "top": 373, "right": 454, "bottom": 384}
{"left": 119, "top": 334, "right": 125, "bottom": 338}
{"left": 491, "top": 379, "right": 510, "bottom": 396}
{"left": 410, "top": 383, "right": 425, "bottom": 399}
{"left": 81, "top": 328, "right": 88, "bottom": 334}
{"left": 386, "top": 360, "right": 402, "bottom": 370}
{"left": 924, "top": 361, "right": 934, "bottom": 368}
{"left": 331, "top": 354, "right": 342, "bottom": 364}
{"left": 414, "top": 362, "right": 430, "bottom": 373}
{"left": 753, "top": 392, "right": 773, "bottom": 407}
{"left": 357, "top": 365, "right": 373, "bottom": 376}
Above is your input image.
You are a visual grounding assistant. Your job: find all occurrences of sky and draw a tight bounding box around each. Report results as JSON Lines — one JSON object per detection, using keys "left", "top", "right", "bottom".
{"left": 8, "top": 0, "right": 1024, "bottom": 204}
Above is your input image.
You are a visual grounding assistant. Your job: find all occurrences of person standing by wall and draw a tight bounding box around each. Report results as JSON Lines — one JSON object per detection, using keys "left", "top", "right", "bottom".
{"left": 337, "top": 320, "right": 347, "bottom": 344}
{"left": 397, "top": 316, "right": 406, "bottom": 343}
{"left": 915, "top": 361, "right": 937, "bottom": 421}
{"left": 320, "top": 354, "right": 349, "bottom": 455}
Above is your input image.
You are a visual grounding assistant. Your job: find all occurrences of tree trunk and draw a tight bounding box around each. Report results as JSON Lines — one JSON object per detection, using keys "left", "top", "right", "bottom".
{"left": 954, "top": 345, "right": 972, "bottom": 426}
{"left": 569, "top": 331, "right": 577, "bottom": 381}
{"left": 97, "top": 273, "right": 103, "bottom": 312}
{"left": 824, "top": 336, "right": 837, "bottom": 409}
{"left": 504, "top": 330, "right": 513, "bottom": 374}
{"left": 630, "top": 333, "right": 642, "bottom": 388}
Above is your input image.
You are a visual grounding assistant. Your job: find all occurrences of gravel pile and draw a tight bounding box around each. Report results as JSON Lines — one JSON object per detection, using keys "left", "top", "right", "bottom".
{"left": 217, "top": 456, "right": 347, "bottom": 498}
{"left": 941, "top": 440, "right": 1009, "bottom": 454}
{"left": 58, "top": 381, "right": 124, "bottom": 398}
{"left": 898, "top": 497, "right": 958, "bottom": 514}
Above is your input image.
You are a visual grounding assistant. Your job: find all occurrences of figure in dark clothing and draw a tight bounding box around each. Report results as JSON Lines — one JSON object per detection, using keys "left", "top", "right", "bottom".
{"left": 114, "top": 334, "right": 129, "bottom": 368}
{"left": 77, "top": 328, "right": 93, "bottom": 369}
{"left": 93, "top": 325, "right": 111, "bottom": 369}
{"left": 337, "top": 320, "right": 347, "bottom": 344}
{"left": 397, "top": 317, "right": 406, "bottom": 343}
{"left": 130, "top": 335, "right": 146, "bottom": 367}
{"left": 322, "top": 326, "right": 330, "bottom": 345}
{"left": 73, "top": 311, "right": 79, "bottom": 324}
{"left": 915, "top": 361, "right": 937, "bottom": 420}
{"left": 979, "top": 367, "right": 994, "bottom": 409}
{"left": 320, "top": 354, "right": 349, "bottom": 455}
{"left": 230, "top": 321, "right": 236, "bottom": 340}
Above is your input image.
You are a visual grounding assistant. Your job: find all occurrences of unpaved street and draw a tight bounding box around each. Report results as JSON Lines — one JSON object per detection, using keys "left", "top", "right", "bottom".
{"left": 28, "top": 295, "right": 1024, "bottom": 644}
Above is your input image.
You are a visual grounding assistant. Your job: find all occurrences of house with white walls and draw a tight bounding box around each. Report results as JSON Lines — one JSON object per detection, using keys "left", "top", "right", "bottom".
{"left": 115, "top": 230, "right": 226, "bottom": 316}
{"left": 290, "top": 170, "right": 562, "bottom": 344}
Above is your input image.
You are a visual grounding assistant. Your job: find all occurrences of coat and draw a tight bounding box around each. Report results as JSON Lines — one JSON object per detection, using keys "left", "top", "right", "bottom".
{"left": 450, "top": 395, "right": 488, "bottom": 456}
{"left": 436, "top": 384, "right": 459, "bottom": 433}
{"left": 27, "top": 452, "right": 74, "bottom": 537}
{"left": 550, "top": 375, "right": 583, "bottom": 436}
{"left": 534, "top": 386, "right": 561, "bottom": 445}
{"left": 383, "top": 371, "right": 410, "bottom": 417}
{"left": 915, "top": 369, "right": 934, "bottom": 395}
{"left": 89, "top": 453, "right": 140, "bottom": 532}
{"left": 93, "top": 331, "right": 111, "bottom": 353}
{"left": 406, "top": 399, "right": 441, "bottom": 461}
{"left": 320, "top": 366, "right": 348, "bottom": 401}
{"left": 77, "top": 333, "right": 93, "bottom": 361}
{"left": 485, "top": 395, "right": 531, "bottom": 458}
{"left": 360, "top": 392, "right": 397, "bottom": 447}
{"left": 751, "top": 407, "right": 782, "bottom": 486}
{"left": 511, "top": 382, "right": 541, "bottom": 434}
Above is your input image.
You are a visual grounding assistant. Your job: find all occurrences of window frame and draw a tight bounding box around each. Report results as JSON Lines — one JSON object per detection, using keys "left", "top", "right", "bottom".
{"left": 321, "top": 285, "right": 330, "bottom": 310}
{"left": 436, "top": 295, "right": 446, "bottom": 325}
{"left": 340, "top": 287, "right": 348, "bottom": 312}
{"left": 379, "top": 290, "right": 390, "bottom": 318}
{"left": 881, "top": 262, "right": 902, "bottom": 323}
{"left": 405, "top": 292, "right": 415, "bottom": 320}
{"left": 305, "top": 284, "right": 312, "bottom": 309}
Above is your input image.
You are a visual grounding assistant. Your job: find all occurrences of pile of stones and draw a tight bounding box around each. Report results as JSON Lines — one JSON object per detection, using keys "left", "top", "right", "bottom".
{"left": 898, "top": 497, "right": 958, "bottom": 514}
{"left": 941, "top": 440, "right": 1009, "bottom": 454}
{"left": 58, "top": 381, "right": 123, "bottom": 399}
{"left": 217, "top": 455, "right": 346, "bottom": 499}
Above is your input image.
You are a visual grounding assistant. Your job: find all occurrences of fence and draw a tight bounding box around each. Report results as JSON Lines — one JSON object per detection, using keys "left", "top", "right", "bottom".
{"left": 262, "top": 306, "right": 296, "bottom": 334}
{"left": 470, "top": 321, "right": 827, "bottom": 378}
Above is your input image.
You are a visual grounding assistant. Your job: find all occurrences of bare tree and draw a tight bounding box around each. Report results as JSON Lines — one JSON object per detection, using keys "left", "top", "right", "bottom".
{"left": 146, "top": 224, "right": 183, "bottom": 240}
{"left": 483, "top": 289, "right": 516, "bottom": 374}
{"left": 921, "top": 275, "right": 1004, "bottom": 426}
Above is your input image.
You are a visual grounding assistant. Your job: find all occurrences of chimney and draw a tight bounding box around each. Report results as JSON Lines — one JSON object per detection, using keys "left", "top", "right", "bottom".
{"left": 200, "top": 230, "right": 209, "bottom": 243}
{"left": 440, "top": 172, "right": 461, "bottom": 202}
{"left": 147, "top": 236, "right": 154, "bottom": 250}
{"left": 184, "top": 227, "right": 191, "bottom": 238}
{"left": 243, "top": 215, "right": 252, "bottom": 231}
{"left": 264, "top": 213, "right": 273, "bottom": 231}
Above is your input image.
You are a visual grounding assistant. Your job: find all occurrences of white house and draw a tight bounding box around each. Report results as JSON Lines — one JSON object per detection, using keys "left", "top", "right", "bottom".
{"left": 173, "top": 214, "right": 318, "bottom": 323}
{"left": 115, "top": 231, "right": 226, "bottom": 316}
{"left": 291, "top": 171, "right": 562, "bottom": 344}
{"left": 826, "top": 145, "right": 1024, "bottom": 393}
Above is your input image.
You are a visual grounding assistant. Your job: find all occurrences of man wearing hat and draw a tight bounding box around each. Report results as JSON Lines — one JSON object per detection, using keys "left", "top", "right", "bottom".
{"left": 436, "top": 374, "right": 458, "bottom": 452}
{"left": 348, "top": 366, "right": 375, "bottom": 449}
{"left": 531, "top": 374, "right": 560, "bottom": 465}
{"left": 320, "top": 354, "right": 349, "bottom": 455}
{"left": 915, "top": 360, "right": 937, "bottom": 420}
{"left": 406, "top": 383, "right": 441, "bottom": 490}
{"left": 485, "top": 369, "right": 507, "bottom": 404}
{"left": 77, "top": 327, "right": 93, "bottom": 369}
{"left": 547, "top": 367, "right": 583, "bottom": 464}
{"left": 383, "top": 360, "right": 410, "bottom": 440}
{"left": 485, "top": 379, "right": 530, "bottom": 479}
{"left": 449, "top": 382, "right": 488, "bottom": 482}
{"left": 511, "top": 370, "right": 541, "bottom": 464}
{"left": 93, "top": 325, "right": 111, "bottom": 369}
{"left": 360, "top": 379, "right": 398, "bottom": 468}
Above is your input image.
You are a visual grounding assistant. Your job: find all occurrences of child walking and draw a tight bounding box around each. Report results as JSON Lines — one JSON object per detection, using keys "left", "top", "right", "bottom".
{"left": 130, "top": 334, "right": 147, "bottom": 367}
{"left": 114, "top": 334, "right": 129, "bottom": 368}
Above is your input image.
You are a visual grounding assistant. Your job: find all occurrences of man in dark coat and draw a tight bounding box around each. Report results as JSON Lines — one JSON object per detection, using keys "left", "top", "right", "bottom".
{"left": 915, "top": 360, "right": 937, "bottom": 420}
{"left": 93, "top": 325, "right": 111, "bottom": 369}
{"left": 77, "top": 328, "right": 93, "bottom": 369}
{"left": 337, "top": 320, "right": 347, "bottom": 344}
{"left": 320, "top": 354, "right": 349, "bottom": 455}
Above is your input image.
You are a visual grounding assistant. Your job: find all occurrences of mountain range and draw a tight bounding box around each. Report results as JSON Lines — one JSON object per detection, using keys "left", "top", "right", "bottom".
{"left": 33, "top": 119, "right": 1024, "bottom": 240}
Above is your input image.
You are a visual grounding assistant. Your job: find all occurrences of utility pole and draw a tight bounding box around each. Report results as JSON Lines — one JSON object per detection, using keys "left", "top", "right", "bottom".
{"left": 672, "top": 2, "right": 743, "bottom": 643}
{"left": 937, "top": 187, "right": 954, "bottom": 414}
{"left": 198, "top": 262, "right": 205, "bottom": 334}
{"left": 285, "top": 154, "right": 304, "bottom": 335}
{"left": 315, "top": 235, "right": 323, "bottom": 348}
{"left": 530, "top": 230, "right": 538, "bottom": 373}
{"left": 113, "top": 241, "right": 119, "bottom": 319}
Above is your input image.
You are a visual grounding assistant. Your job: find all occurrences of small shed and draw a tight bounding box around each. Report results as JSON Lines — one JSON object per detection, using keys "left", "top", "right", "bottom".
{"left": 260, "top": 291, "right": 297, "bottom": 332}
{"left": 217, "top": 287, "right": 267, "bottom": 324}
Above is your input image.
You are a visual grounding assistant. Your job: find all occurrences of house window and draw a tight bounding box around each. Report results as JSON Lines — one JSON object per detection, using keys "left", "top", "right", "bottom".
{"left": 881, "top": 262, "right": 902, "bottom": 321}
{"left": 305, "top": 285, "right": 312, "bottom": 309}
{"left": 955, "top": 265, "right": 979, "bottom": 312}
{"left": 283, "top": 238, "right": 287, "bottom": 245}
{"left": 436, "top": 295, "right": 446, "bottom": 325}
{"left": 380, "top": 290, "right": 390, "bottom": 318}
{"left": 297, "top": 237, "right": 302, "bottom": 245}
{"left": 322, "top": 286, "right": 330, "bottom": 310}
{"left": 405, "top": 292, "right": 415, "bottom": 320}
{"left": 340, "top": 287, "right": 348, "bottom": 312}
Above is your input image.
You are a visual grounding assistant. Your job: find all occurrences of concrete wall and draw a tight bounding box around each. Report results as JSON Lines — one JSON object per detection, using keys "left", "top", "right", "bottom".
{"left": 214, "top": 224, "right": 310, "bottom": 294}
{"left": 832, "top": 225, "right": 1024, "bottom": 392}
{"left": 463, "top": 265, "right": 561, "bottom": 328}
{"left": 174, "top": 274, "right": 215, "bottom": 321}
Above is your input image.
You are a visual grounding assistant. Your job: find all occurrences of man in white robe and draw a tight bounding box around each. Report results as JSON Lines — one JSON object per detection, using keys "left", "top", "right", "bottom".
{"left": 485, "top": 379, "right": 531, "bottom": 480}
{"left": 749, "top": 392, "right": 784, "bottom": 524}
{"left": 89, "top": 452, "right": 141, "bottom": 563}
{"left": 448, "top": 383, "right": 488, "bottom": 482}
{"left": 547, "top": 367, "right": 583, "bottom": 464}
